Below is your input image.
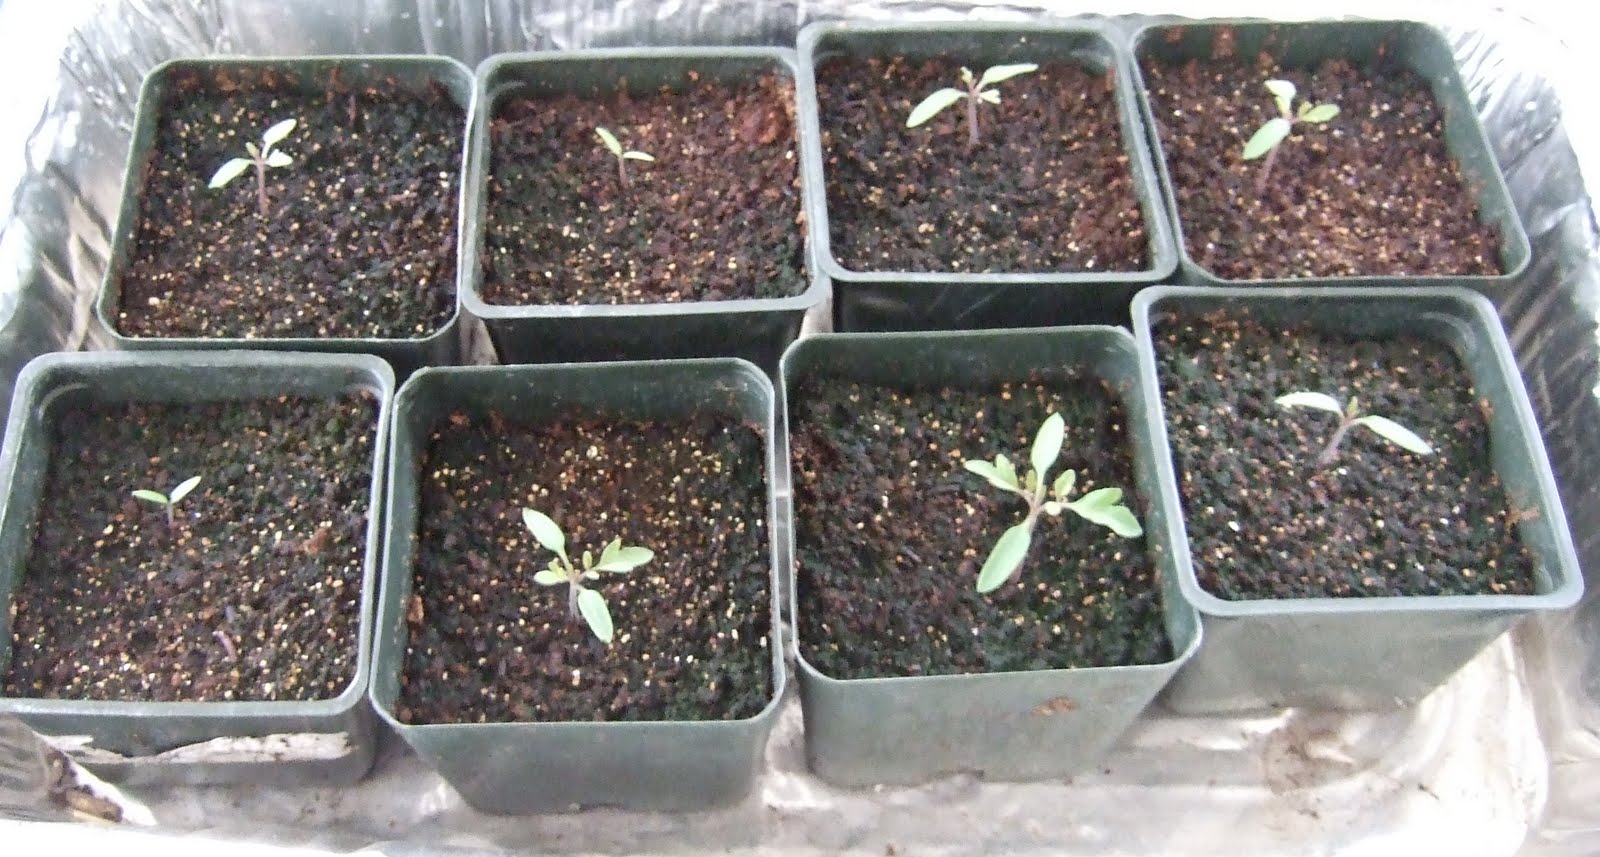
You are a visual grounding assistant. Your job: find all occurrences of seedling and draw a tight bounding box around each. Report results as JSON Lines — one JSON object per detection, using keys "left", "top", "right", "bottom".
{"left": 962, "top": 413, "right": 1143, "bottom": 594}
{"left": 1241, "top": 79, "right": 1339, "bottom": 191}
{"left": 906, "top": 62, "right": 1039, "bottom": 149}
{"left": 522, "top": 508, "right": 653, "bottom": 644}
{"left": 595, "top": 126, "right": 655, "bottom": 187}
{"left": 1275, "top": 392, "right": 1434, "bottom": 468}
{"left": 131, "top": 475, "right": 202, "bottom": 527}
{"left": 208, "top": 118, "right": 298, "bottom": 219}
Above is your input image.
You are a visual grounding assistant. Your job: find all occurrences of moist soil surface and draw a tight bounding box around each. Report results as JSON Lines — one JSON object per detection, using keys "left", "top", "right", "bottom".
{"left": 1140, "top": 50, "right": 1503, "bottom": 279}
{"left": 815, "top": 56, "right": 1149, "bottom": 274}
{"left": 116, "top": 65, "right": 463, "bottom": 340}
{"left": 480, "top": 73, "right": 805, "bottom": 305}
{"left": 790, "top": 373, "right": 1173, "bottom": 680}
{"left": 1152, "top": 308, "right": 1537, "bottom": 600}
{"left": 4, "top": 394, "right": 377, "bottom": 702}
{"left": 396, "top": 412, "right": 772, "bottom": 724}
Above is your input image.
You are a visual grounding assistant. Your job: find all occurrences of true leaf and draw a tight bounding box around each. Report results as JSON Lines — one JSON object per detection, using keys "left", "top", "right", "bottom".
{"left": 522, "top": 508, "right": 567, "bottom": 560}
{"left": 207, "top": 158, "right": 252, "bottom": 189}
{"left": 1301, "top": 103, "right": 1339, "bottom": 123}
{"left": 131, "top": 489, "right": 169, "bottom": 505}
{"left": 1075, "top": 487, "right": 1124, "bottom": 510}
{"left": 977, "top": 63, "right": 1039, "bottom": 88}
{"left": 1052, "top": 469, "right": 1076, "bottom": 501}
{"left": 978, "top": 89, "right": 1000, "bottom": 105}
{"left": 622, "top": 151, "right": 655, "bottom": 162}
{"left": 598, "top": 536, "right": 622, "bottom": 566}
{"left": 577, "top": 588, "right": 614, "bottom": 643}
{"left": 532, "top": 569, "right": 566, "bottom": 586}
{"left": 168, "top": 475, "right": 202, "bottom": 504}
{"left": 964, "top": 459, "right": 1017, "bottom": 492}
{"left": 595, "top": 126, "right": 623, "bottom": 156}
{"left": 264, "top": 150, "right": 293, "bottom": 168}
{"left": 1081, "top": 504, "right": 1144, "bottom": 538}
{"left": 1264, "top": 79, "right": 1296, "bottom": 115}
{"left": 582, "top": 549, "right": 593, "bottom": 570}
{"left": 1356, "top": 415, "right": 1434, "bottom": 455}
{"left": 261, "top": 118, "right": 297, "bottom": 148}
{"left": 907, "top": 88, "right": 966, "bottom": 128}
{"left": 1030, "top": 413, "right": 1065, "bottom": 480}
{"left": 976, "top": 523, "right": 1031, "bottom": 594}
{"left": 994, "top": 454, "right": 1019, "bottom": 491}
{"left": 593, "top": 546, "right": 653, "bottom": 573}
{"left": 1275, "top": 391, "right": 1343, "bottom": 413}
{"left": 1241, "top": 117, "right": 1292, "bottom": 160}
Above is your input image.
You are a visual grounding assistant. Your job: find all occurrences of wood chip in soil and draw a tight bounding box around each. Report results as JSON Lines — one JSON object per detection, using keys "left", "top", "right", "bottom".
{"left": 480, "top": 73, "right": 806, "bottom": 305}
{"left": 1140, "top": 51, "right": 1502, "bottom": 279}
{"left": 396, "top": 412, "right": 772, "bottom": 724}
{"left": 816, "top": 55, "right": 1149, "bottom": 273}
{"left": 1152, "top": 308, "right": 1537, "bottom": 600}
{"left": 790, "top": 374, "right": 1173, "bottom": 680}
{"left": 116, "top": 66, "right": 463, "bottom": 340}
{"left": 4, "top": 395, "right": 377, "bottom": 702}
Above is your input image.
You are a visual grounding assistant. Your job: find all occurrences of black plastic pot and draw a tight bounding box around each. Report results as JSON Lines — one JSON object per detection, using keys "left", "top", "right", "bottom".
{"left": 0, "top": 350, "right": 393, "bottom": 786}
{"left": 461, "top": 48, "right": 827, "bottom": 370}
{"left": 1129, "top": 19, "right": 1531, "bottom": 290}
{"left": 796, "top": 21, "right": 1179, "bottom": 332}
{"left": 780, "top": 327, "right": 1200, "bottom": 786}
{"left": 94, "top": 56, "right": 472, "bottom": 378}
{"left": 372, "top": 359, "right": 785, "bottom": 813}
{"left": 1133, "top": 285, "right": 1581, "bottom": 713}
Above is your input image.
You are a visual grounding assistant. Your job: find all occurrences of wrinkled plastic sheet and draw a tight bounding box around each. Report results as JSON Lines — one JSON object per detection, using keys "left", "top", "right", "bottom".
{"left": 2, "top": 1, "right": 1599, "bottom": 854}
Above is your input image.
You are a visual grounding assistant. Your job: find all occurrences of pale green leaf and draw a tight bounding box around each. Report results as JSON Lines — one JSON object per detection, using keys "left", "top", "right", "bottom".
{"left": 622, "top": 151, "right": 654, "bottom": 162}
{"left": 532, "top": 569, "right": 566, "bottom": 586}
{"left": 907, "top": 88, "right": 965, "bottom": 128}
{"left": 1301, "top": 103, "right": 1339, "bottom": 123}
{"left": 577, "top": 587, "right": 614, "bottom": 643}
{"left": 1275, "top": 391, "right": 1344, "bottom": 413}
{"left": 1356, "top": 415, "right": 1434, "bottom": 456}
{"left": 244, "top": 141, "right": 260, "bottom": 157}
{"left": 965, "top": 459, "right": 1019, "bottom": 492}
{"left": 598, "top": 536, "right": 622, "bottom": 566}
{"left": 1052, "top": 469, "right": 1076, "bottom": 501}
{"left": 583, "top": 570, "right": 599, "bottom": 580}
{"left": 207, "top": 158, "right": 252, "bottom": 189}
{"left": 1264, "top": 79, "right": 1296, "bottom": 115}
{"left": 1041, "top": 501, "right": 1063, "bottom": 516}
{"left": 168, "top": 475, "right": 202, "bottom": 504}
{"left": 1075, "top": 486, "right": 1124, "bottom": 510}
{"left": 978, "top": 89, "right": 1000, "bottom": 105}
{"left": 1083, "top": 504, "right": 1144, "bottom": 538}
{"left": 994, "top": 454, "right": 1019, "bottom": 491}
{"left": 959, "top": 67, "right": 975, "bottom": 86}
{"left": 131, "top": 489, "right": 169, "bottom": 505}
{"left": 522, "top": 508, "right": 567, "bottom": 561}
{"left": 264, "top": 150, "right": 293, "bottom": 168}
{"left": 977, "top": 63, "right": 1039, "bottom": 89}
{"left": 976, "top": 523, "right": 1031, "bottom": 594}
{"left": 261, "top": 118, "right": 297, "bottom": 148}
{"left": 1241, "top": 117, "right": 1292, "bottom": 160}
{"left": 593, "top": 546, "right": 652, "bottom": 573}
{"left": 582, "top": 549, "right": 593, "bottom": 569}
{"left": 1030, "top": 413, "right": 1065, "bottom": 481}
{"left": 595, "top": 126, "right": 623, "bottom": 156}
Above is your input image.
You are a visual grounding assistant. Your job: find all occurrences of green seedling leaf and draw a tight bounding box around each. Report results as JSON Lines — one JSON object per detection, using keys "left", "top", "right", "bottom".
{"left": 622, "top": 151, "right": 655, "bottom": 162}
{"left": 131, "top": 489, "right": 169, "bottom": 505}
{"left": 976, "top": 523, "right": 1031, "bottom": 594}
{"left": 208, "top": 158, "right": 252, "bottom": 189}
{"left": 1276, "top": 391, "right": 1343, "bottom": 413}
{"left": 977, "top": 62, "right": 1039, "bottom": 89}
{"left": 1052, "top": 469, "right": 1076, "bottom": 501}
{"left": 1075, "top": 486, "right": 1124, "bottom": 510}
{"left": 533, "top": 569, "right": 566, "bottom": 586}
{"left": 1264, "top": 79, "right": 1296, "bottom": 115}
{"left": 1070, "top": 489, "right": 1143, "bottom": 537}
{"left": 582, "top": 549, "right": 594, "bottom": 570}
{"left": 598, "top": 536, "right": 622, "bottom": 566}
{"left": 1356, "top": 415, "right": 1434, "bottom": 455}
{"left": 1242, "top": 117, "right": 1292, "bottom": 160}
{"left": 994, "top": 454, "right": 1019, "bottom": 491}
{"left": 264, "top": 150, "right": 293, "bottom": 168}
{"left": 1301, "top": 103, "right": 1339, "bottom": 123}
{"left": 964, "top": 459, "right": 1017, "bottom": 492}
{"left": 577, "top": 587, "right": 614, "bottom": 643}
{"left": 595, "top": 126, "right": 623, "bottom": 156}
{"left": 593, "top": 546, "right": 653, "bottom": 573}
{"left": 522, "top": 508, "right": 567, "bottom": 561}
{"left": 168, "top": 475, "right": 202, "bottom": 505}
{"left": 1030, "top": 413, "right": 1065, "bottom": 481}
{"left": 979, "top": 89, "right": 1000, "bottom": 105}
{"left": 959, "top": 67, "right": 976, "bottom": 85}
{"left": 245, "top": 141, "right": 260, "bottom": 157}
{"left": 907, "top": 87, "right": 966, "bottom": 128}
{"left": 261, "top": 118, "right": 297, "bottom": 149}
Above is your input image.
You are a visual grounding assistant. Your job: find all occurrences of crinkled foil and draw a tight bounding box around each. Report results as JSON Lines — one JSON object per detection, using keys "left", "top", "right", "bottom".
{"left": 1, "top": 1, "right": 1598, "bottom": 854}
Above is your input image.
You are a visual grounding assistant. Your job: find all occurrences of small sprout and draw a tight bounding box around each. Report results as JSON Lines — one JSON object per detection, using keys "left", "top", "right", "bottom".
{"left": 961, "top": 413, "right": 1143, "bottom": 594}
{"left": 1275, "top": 391, "right": 1434, "bottom": 468}
{"left": 1241, "top": 79, "right": 1339, "bottom": 191}
{"left": 131, "top": 475, "right": 202, "bottom": 527}
{"left": 523, "top": 508, "right": 653, "bottom": 644}
{"left": 906, "top": 62, "right": 1039, "bottom": 149}
{"left": 209, "top": 118, "right": 298, "bottom": 219}
{"left": 595, "top": 126, "right": 655, "bottom": 187}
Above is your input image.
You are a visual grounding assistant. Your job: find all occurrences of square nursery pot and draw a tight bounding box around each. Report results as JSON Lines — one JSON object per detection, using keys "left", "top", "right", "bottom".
{"left": 373, "top": 359, "right": 785, "bottom": 813}
{"left": 1130, "top": 19, "right": 1530, "bottom": 289}
{"left": 781, "top": 327, "right": 1201, "bottom": 786}
{"left": 1133, "top": 285, "right": 1581, "bottom": 713}
{"left": 95, "top": 56, "right": 473, "bottom": 378}
{"left": 796, "top": 21, "right": 1178, "bottom": 332}
{"left": 462, "top": 48, "right": 826, "bottom": 369}
{"left": 0, "top": 350, "right": 394, "bottom": 786}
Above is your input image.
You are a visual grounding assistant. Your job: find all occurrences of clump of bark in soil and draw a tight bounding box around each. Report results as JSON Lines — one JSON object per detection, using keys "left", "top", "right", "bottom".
{"left": 815, "top": 56, "right": 1149, "bottom": 274}
{"left": 480, "top": 73, "right": 806, "bottom": 306}
{"left": 790, "top": 374, "right": 1173, "bottom": 680}
{"left": 116, "top": 65, "right": 463, "bottom": 340}
{"left": 4, "top": 395, "right": 377, "bottom": 702}
{"left": 1153, "top": 309, "right": 1537, "bottom": 600}
{"left": 397, "top": 412, "right": 772, "bottom": 724}
{"left": 1139, "top": 51, "right": 1502, "bottom": 278}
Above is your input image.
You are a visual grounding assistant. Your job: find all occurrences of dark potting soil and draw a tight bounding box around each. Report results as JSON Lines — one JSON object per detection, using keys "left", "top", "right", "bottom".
{"left": 115, "top": 65, "right": 463, "bottom": 339}
{"left": 396, "top": 412, "right": 772, "bottom": 724}
{"left": 790, "top": 374, "right": 1173, "bottom": 680}
{"left": 479, "top": 73, "right": 806, "bottom": 305}
{"left": 815, "top": 56, "right": 1149, "bottom": 274}
{"left": 1153, "top": 309, "right": 1537, "bottom": 600}
{"left": 4, "top": 395, "right": 378, "bottom": 702}
{"left": 1139, "top": 51, "right": 1502, "bottom": 279}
